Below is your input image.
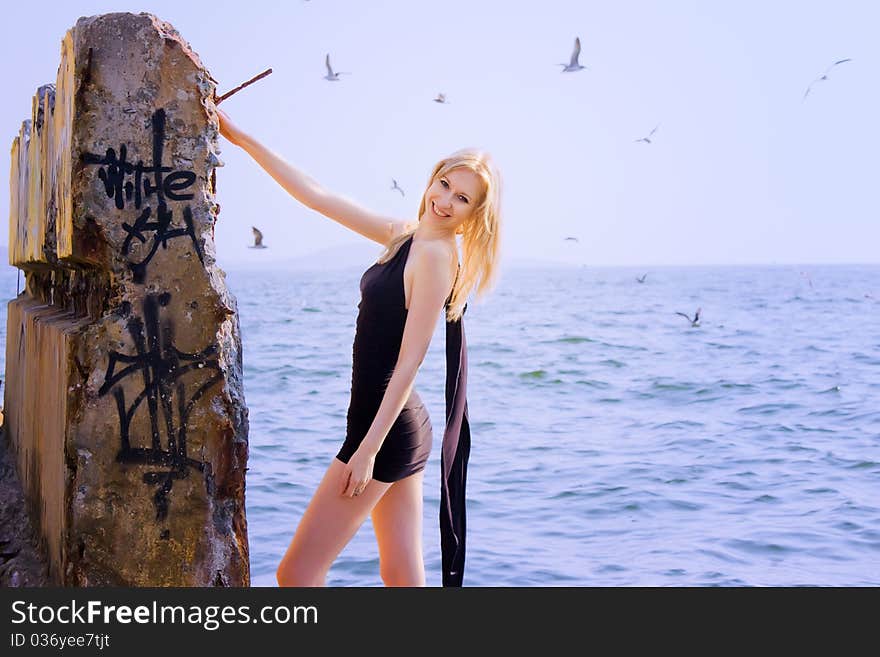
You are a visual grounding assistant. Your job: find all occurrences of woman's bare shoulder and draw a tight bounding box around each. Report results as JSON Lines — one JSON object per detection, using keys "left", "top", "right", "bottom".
{"left": 410, "top": 237, "right": 458, "bottom": 282}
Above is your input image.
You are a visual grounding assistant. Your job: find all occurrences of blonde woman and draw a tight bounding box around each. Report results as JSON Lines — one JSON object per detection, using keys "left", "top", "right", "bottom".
{"left": 217, "top": 108, "right": 502, "bottom": 587}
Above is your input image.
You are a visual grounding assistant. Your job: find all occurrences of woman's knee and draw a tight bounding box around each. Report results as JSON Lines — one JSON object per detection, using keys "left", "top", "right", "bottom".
{"left": 379, "top": 558, "right": 425, "bottom": 587}
{"left": 276, "top": 554, "right": 327, "bottom": 587}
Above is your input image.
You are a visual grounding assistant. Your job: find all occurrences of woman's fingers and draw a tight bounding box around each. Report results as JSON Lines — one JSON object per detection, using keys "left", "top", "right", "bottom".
{"left": 339, "top": 464, "right": 370, "bottom": 498}
{"left": 342, "top": 477, "right": 366, "bottom": 497}
{"left": 347, "top": 480, "right": 364, "bottom": 498}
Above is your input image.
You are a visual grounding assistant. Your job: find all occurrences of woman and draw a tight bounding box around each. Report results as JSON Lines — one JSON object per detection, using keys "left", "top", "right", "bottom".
{"left": 217, "top": 108, "right": 502, "bottom": 586}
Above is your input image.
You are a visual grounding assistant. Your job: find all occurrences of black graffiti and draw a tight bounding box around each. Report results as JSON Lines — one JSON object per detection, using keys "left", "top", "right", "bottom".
{"left": 82, "top": 109, "right": 203, "bottom": 283}
{"left": 121, "top": 203, "right": 199, "bottom": 284}
{"left": 99, "top": 292, "right": 222, "bottom": 521}
{"left": 82, "top": 109, "right": 196, "bottom": 210}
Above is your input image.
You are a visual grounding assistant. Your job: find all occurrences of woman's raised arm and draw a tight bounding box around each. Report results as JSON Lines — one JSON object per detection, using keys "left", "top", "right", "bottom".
{"left": 217, "top": 108, "right": 408, "bottom": 246}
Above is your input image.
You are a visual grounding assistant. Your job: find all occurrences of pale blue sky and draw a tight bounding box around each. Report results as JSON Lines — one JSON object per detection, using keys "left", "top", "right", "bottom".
{"left": 2, "top": 1, "right": 877, "bottom": 267}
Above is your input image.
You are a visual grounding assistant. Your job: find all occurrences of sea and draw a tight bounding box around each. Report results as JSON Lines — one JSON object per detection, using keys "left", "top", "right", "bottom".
{"left": 1, "top": 261, "right": 878, "bottom": 586}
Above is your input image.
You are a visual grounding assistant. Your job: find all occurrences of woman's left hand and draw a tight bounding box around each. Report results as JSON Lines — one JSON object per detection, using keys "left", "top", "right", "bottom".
{"left": 340, "top": 449, "right": 376, "bottom": 498}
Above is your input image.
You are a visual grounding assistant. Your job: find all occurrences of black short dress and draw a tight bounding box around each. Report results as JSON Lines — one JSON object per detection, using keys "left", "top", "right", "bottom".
{"left": 335, "top": 233, "right": 471, "bottom": 587}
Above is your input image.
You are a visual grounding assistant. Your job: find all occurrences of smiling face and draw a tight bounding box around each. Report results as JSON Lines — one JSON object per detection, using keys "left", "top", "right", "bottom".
{"left": 422, "top": 166, "right": 484, "bottom": 235}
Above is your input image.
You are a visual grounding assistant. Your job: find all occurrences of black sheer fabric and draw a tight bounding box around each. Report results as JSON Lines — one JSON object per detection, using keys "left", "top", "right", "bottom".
{"left": 441, "top": 302, "right": 470, "bottom": 587}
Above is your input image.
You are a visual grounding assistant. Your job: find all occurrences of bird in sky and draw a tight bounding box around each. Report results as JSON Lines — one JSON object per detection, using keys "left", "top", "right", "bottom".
{"left": 675, "top": 308, "right": 701, "bottom": 327}
{"left": 635, "top": 124, "right": 660, "bottom": 144}
{"left": 559, "top": 37, "right": 587, "bottom": 73}
{"left": 433, "top": 93, "right": 448, "bottom": 104}
{"left": 250, "top": 226, "right": 267, "bottom": 249}
{"left": 564, "top": 236, "right": 579, "bottom": 242}
{"left": 391, "top": 179, "right": 405, "bottom": 197}
{"left": 802, "top": 58, "right": 852, "bottom": 102}
{"left": 323, "top": 54, "right": 350, "bottom": 81}
{"left": 636, "top": 273, "right": 648, "bottom": 283}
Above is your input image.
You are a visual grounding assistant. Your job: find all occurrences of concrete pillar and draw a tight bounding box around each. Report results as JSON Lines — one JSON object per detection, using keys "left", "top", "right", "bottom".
{"left": 5, "top": 12, "right": 249, "bottom": 586}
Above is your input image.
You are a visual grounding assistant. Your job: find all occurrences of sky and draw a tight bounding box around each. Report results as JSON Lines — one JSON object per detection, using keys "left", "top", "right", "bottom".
{"left": 2, "top": 0, "right": 878, "bottom": 268}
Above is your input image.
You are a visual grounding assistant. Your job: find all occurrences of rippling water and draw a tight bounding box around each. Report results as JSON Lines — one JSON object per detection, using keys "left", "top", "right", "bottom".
{"left": 228, "top": 261, "right": 880, "bottom": 586}
{"left": 3, "top": 262, "right": 878, "bottom": 586}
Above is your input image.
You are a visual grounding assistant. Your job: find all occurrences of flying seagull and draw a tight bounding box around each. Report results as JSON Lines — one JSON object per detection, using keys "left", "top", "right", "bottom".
{"left": 675, "top": 307, "right": 701, "bottom": 327}
{"left": 433, "top": 93, "right": 449, "bottom": 104}
{"left": 391, "top": 179, "right": 405, "bottom": 197}
{"left": 802, "top": 58, "right": 852, "bottom": 102}
{"left": 636, "top": 273, "right": 648, "bottom": 283}
{"left": 323, "top": 54, "right": 350, "bottom": 81}
{"left": 635, "top": 124, "right": 660, "bottom": 144}
{"left": 250, "top": 226, "right": 267, "bottom": 249}
{"left": 559, "top": 37, "right": 587, "bottom": 73}
{"left": 564, "top": 236, "right": 579, "bottom": 242}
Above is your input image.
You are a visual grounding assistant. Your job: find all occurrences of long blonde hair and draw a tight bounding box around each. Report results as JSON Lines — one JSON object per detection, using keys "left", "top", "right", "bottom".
{"left": 376, "top": 148, "right": 503, "bottom": 322}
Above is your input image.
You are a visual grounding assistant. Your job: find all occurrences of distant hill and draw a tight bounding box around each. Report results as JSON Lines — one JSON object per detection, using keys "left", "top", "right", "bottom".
{"left": 280, "top": 241, "right": 386, "bottom": 271}
{"left": 221, "top": 240, "right": 386, "bottom": 272}
{"left": 277, "top": 244, "right": 575, "bottom": 272}
{"left": 222, "top": 240, "right": 579, "bottom": 273}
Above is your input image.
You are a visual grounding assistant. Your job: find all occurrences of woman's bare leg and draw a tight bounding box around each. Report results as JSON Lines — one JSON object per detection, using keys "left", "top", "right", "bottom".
{"left": 371, "top": 470, "right": 426, "bottom": 587}
{"left": 276, "top": 457, "right": 391, "bottom": 586}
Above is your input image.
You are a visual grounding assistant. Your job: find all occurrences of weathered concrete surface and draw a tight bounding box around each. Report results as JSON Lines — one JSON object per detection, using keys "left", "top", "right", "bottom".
{"left": 6, "top": 12, "right": 249, "bottom": 586}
